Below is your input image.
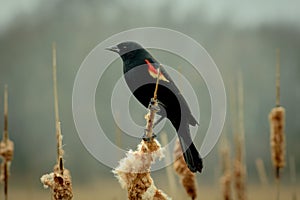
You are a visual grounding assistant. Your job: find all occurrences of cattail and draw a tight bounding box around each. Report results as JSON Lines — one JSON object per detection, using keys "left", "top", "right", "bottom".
{"left": 40, "top": 43, "right": 73, "bottom": 199}
{"left": 219, "top": 139, "right": 232, "bottom": 200}
{"left": 113, "top": 65, "right": 170, "bottom": 200}
{"left": 113, "top": 139, "right": 169, "bottom": 200}
{"left": 40, "top": 122, "right": 73, "bottom": 200}
{"left": 269, "top": 107, "right": 285, "bottom": 179}
{"left": 40, "top": 164, "right": 73, "bottom": 200}
{"left": 270, "top": 48, "right": 286, "bottom": 180}
{"left": 0, "top": 85, "right": 14, "bottom": 200}
{"left": 173, "top": 139, "right": 197, "bottom": 200}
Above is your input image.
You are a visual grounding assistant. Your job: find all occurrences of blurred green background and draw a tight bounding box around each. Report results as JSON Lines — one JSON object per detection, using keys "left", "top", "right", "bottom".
{"left": 0, "top": 0, "right": 299, "bottom": 198}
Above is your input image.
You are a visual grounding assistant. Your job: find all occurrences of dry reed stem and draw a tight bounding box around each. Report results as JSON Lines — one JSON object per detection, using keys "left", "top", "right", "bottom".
{"left": 269, "top": 106, "right": 285, "bottom": 179}
{"left": 234, "top": 134, "right": 246, "bottom": 200}
{"left": 52, "top": 42, "right": 64, "bottom": 168}
{"left": 219, "top": 139, "right": 232, "bottom": 200}
{"left": 173, "top": 139, "right": 197, "bottom": 200}
{"left": 276, "top": 48, "right": 280, "bottom": 107}
{"left": 255, "top": 158, "right": 269, "bottom": 187}
{"left": 232, "top": 73, "right": 247, "bottom": 200}
{"left": 237, "top": 72, "right": 246, "bottom": 168}
{"left": 40, "top": 43, "right": 73, "bottom": 199}
{"left": 0, "top": 85, "right": 14, "bottom": 200}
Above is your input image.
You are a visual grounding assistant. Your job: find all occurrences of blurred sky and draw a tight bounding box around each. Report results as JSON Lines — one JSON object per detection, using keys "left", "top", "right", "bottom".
{"left": 1, "top": 0, "right": 300, "bottom": 33}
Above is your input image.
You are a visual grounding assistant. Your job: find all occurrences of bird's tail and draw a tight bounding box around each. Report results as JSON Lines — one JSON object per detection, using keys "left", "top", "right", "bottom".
{"left": 177, "top": 124, "right": 203, "bottom": 173}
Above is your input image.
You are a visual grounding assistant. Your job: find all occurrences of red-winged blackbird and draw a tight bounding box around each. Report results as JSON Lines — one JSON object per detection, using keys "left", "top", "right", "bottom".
{"left": 106, "top": 41, "right": 203, "bottom": 173}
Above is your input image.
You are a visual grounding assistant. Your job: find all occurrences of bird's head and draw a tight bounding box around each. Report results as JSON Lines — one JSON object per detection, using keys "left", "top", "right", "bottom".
{"left": 106, "top": 41, "right": 143, "bottom": 56}
{"left": 106, "top": 41, "right": 154, "bottom": 71}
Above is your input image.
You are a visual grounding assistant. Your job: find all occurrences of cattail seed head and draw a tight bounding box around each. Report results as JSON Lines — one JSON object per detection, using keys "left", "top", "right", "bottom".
{"left": 41, "top": 167, "right": 73, "bottom": 200}
{"left": 269, "top": 106, "right": 286, "bottom": 179}
{"left": 113, "top": 139, "right": 170, "bottom": 200}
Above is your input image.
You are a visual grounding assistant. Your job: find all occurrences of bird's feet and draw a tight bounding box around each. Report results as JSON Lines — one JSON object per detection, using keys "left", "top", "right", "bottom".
{"left": 148, "top": 98, "right": 160, "bottom": 111}
{"left": 142, "top": 130, "right": 157, "bottom": 142}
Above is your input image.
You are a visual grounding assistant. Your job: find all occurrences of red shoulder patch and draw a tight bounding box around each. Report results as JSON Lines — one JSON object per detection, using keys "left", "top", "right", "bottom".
{"left": 145, "top": 59, "right": 169, "bottom": 82}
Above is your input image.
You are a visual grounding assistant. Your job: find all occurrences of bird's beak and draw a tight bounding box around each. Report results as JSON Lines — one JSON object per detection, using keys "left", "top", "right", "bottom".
{"left": 105, "top": 45, "right": 120, "bottom": 53}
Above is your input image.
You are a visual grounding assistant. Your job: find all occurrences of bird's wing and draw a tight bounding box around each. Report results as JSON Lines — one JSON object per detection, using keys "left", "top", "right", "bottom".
{"left": 144, "top": 58, "right": 199, "bottom": 126}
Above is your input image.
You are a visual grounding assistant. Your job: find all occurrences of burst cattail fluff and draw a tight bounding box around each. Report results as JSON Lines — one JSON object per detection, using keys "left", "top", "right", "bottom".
{"left": 41, "top": 165, "right": 73, "bottom": 200}
{"left": 0, "top": 139, "right": 14, "bottom": 182}
{"left": 269, "top": 106, "right": 285, "bottom": 179}
{"left": 173, "top": 139, "right": 197, "bottom": 200}
{"left": 113, "top": 139, "right": 170, "bottom": 200}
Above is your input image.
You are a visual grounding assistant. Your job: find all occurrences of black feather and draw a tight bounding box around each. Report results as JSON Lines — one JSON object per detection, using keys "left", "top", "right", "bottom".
{"left": 107, "top": 41, "right": 203, "bottom": 173}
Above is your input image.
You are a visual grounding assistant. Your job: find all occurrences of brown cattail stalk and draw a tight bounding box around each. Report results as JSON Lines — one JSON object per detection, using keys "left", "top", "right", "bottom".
{"left": 234, "top": 134, "right": 246, "bottom": 200}
{"left": 269, "top": 48, "right": 285, "bottom": 200}
{"left": 52, "top": 43, "right": 64, "bottom": 168}
{"left": 237, "top": 72, "right": 246, "bottom": 165}
{"left": 270, "top": 49, "right": 285, "bottom": 179}
{"left": 219, "top": 138, "right": 232, "bottom": 200}
{"left": 173, "top": 139, "right": 197, "bottom": 200}
{"left": 0, "top": 85, "right": 14, "bottom": 200}
{"left": 269, "top": 106, "right": 285, "bottom": 194}
{"left": 40, "top": 43, "right": 73, "bottom": 200}
{"left": 113, "top": 64, "right": 170, "bottom": 200}
{"left": 276, "top": 48, "right": 280, "bottom": 107}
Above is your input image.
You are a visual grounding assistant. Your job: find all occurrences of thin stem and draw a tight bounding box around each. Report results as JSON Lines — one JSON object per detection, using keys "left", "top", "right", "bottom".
{"left": 276, "top": 48, "right": 280, "bottom": 107}
{"left": 145, "top": 65, "right": 162, "bottom": 139}
{"left": 57, "top": 122, "right": 64, "bottom": 175}
{"left": 289, "top": 156, "right": 297, "bottom": 200}
{"left": 153, "top": 64, "right": 162, "bottom": 100}
{"left": 4, "top": 162, "right": 8, "bottom": 200}
{"left": 275, "top": 177, "right": 280, "bottom": 200}
{"left": 3, "top": 85, "right": 9, "bottom": 200}
{"left": 53, "top": 42, "right": 60, "bottom": 124}
{"left": 238, "top": 72, "right": 246, "bottom": 164}
{"left": 4, "top": 85, "right": 8, "bottom": 143}
{"left": 52, "top": 42, "right": 63, "bottom": 173}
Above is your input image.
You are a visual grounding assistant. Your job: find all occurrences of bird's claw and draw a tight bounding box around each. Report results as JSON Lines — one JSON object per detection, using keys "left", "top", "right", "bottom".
{"left": 142, "top": 130, "right": 157, "bottom": 142}
{"left": 149, "top": 104, "right": 160, "bottom": 112}
{"left": 148, "top": 98, "right": 160, "bottom": 112}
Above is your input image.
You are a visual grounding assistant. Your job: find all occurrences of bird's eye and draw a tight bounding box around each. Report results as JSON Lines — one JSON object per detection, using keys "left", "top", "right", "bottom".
{"left": 123, "top": 46, "right": 127, "bottom": 49}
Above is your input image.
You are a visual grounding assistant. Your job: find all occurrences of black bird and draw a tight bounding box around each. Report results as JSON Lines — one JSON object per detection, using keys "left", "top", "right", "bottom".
{"left": 106, "top": 41, "right": 203, "bottom": 173}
